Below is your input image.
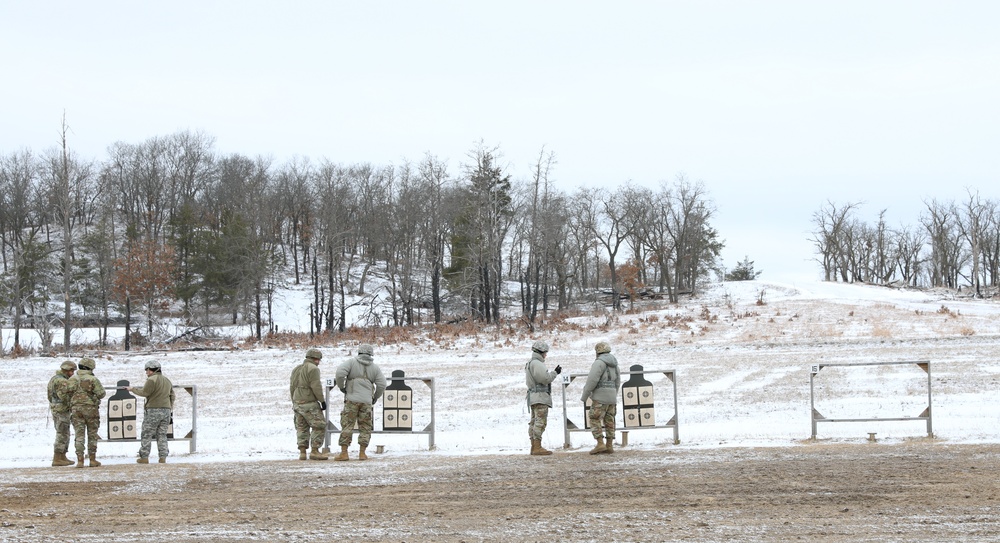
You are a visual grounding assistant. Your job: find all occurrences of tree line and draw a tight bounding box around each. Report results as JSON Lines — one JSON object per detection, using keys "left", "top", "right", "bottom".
{"left": 811, "top": 191, "right": 1000, "bottom": 295}
{"left": 0, "top": 128, "right": 722, "bottom": 352}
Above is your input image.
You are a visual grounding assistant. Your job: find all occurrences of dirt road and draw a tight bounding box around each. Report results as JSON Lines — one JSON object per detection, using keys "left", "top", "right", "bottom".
{"left": 2, "top": 442, "right": 998, "bottom": 542}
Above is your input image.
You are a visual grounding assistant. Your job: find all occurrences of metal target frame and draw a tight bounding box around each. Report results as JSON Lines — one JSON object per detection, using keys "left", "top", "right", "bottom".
{"left": 322, "top": 376, "right": 436, "bottom": 451}
{"left": 560, "top": 368, "right": 679, "bottom": 448}
{"left": 809, "top": 360, "right": 933, "bottom": 440}
{"left": 105, "top": 384, "right": 199, "bottom": 453}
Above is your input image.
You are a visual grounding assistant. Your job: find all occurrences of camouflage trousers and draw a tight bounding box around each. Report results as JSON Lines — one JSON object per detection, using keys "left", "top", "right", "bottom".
{"left": 51, "top": 410, "right": 71, "bottom": 454}
{"left": 293, "top": 403, "right": 327, "bottom": 450}
{"left": 71, "top": 406, "right": 100, "bottom": 456}
{"left": 589, "top": 401, "right": 617, "bottom": 441}
{"left": 139, "top": 407, "right": 171, "bottom": 460}
{"left": 528, "top": 404, "right": 549, "bottom": 440}
{"left": 338, "top": 400, "right": 373, "bottom": 447}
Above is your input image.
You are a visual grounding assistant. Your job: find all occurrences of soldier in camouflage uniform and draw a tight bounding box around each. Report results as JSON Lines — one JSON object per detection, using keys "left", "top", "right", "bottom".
{"left": 333, "top": 344, "right": 386, "bottom": 461}
{"left": 581, "top": 341, "right": 621, "bottom": 455}
{"left": 47, "top": 361, "right": 77, "bottom": 466}
{"left": 62, "top": 357, "right": 106, "bottom": 467}
{"left": 525, "top": 340, "right": 561, "bottom": 456}
{"left": 128, "top": 360, "right": 175, "bottom": 464}
{"left": 290, "top": 348, "right": 329, "bottom": 460}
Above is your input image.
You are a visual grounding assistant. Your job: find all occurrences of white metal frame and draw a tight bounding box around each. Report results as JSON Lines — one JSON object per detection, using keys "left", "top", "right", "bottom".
{"left": 105, "top": 384, "right": 198, "bottom": 453}
{"left": 322, "top": 376, "right": 436, "bottom": 450}
{"left": 809, "top": 361, "right": 932, "bottom": 440}
{"left": 560, "top": 368, "right": 679, "bottom": 448}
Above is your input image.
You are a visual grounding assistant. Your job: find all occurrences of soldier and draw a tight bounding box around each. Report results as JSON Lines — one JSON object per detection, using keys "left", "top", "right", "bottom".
{"left": 63, "top": 357, "right": 106, "bottom": 467}
{"left": 128, "top": 360, "right": 175, "bottom": 464}
{"left": 524, "top": 340, "right": 561, "bottom": 456}
{"left": 46, "top": 360, "right": 77, "bottom": 466}
{"left": 333, "top": 344, "right": 386, "bottom": 461}
{"left": 581, "top": 341, "right": 621, "bottom": 454}
{"left": 290, "top": 348, "right": 329, "bottom": 460}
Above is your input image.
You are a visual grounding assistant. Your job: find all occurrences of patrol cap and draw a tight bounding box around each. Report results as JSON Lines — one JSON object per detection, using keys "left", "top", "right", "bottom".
{"left": 144, "top": 360, "right": 161, "bottom": 371}
{"left": 60, "top": 360, "right": 77, "bottom": 372}
{"left": 595, "top": 342, "right": 612, "bottom": 355}
{"left": 531, "top": 340, "right": 550, "bottom": 354}
{"left": 305, "top": 348, "right": 323, "bottom": 360}
{"left": 78, "top": 357, "right": 96, "bottom": 370}
{"left": 357, "top": 344, "right": 374, "bottom": 356}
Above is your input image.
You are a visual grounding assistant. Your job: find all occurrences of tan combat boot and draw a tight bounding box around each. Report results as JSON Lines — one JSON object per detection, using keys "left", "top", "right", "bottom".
{"left": 52, "top": 452, "right": 74, "bottom": 467}
{"left": 358, "top": 445, "right": 368, "bottom": 461}
{"left": 89, "top": 454, "right": 101, "bottom": 467}
{"left": 309, "top": 447, "right": 328, "bottom": 460}
{"left": 530, "top": 439, "right": 553, "bottom": 456}
{"left": 298, "top": 447, "right": 308, "bottom": 461}
{"left": 589, "top": 437, "right": 606, "bottom": 455}
{"left": 137, "top": 457, "right": 149, "bottom": 464}
{"left": 333, "top": 445, "right": 350, "bottom": 461}
{"left": 76, "top": 454, "right": 85, "bottom": 468}
{"left": 158, "top": 457, "right": 166, "bottom": 464}
{"left": 605, "top": 438, "right": 614, "bottom": 454}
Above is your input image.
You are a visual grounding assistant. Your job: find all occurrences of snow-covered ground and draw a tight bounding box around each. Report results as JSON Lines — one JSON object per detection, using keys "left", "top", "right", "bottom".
{"left": 3, "top": 279, "right": 1000, "bottom": 469}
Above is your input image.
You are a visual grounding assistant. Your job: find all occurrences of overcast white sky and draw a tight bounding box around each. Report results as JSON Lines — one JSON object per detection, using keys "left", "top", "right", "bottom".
{"left": 3, "top": 1, "right": 999, "bottom": 283}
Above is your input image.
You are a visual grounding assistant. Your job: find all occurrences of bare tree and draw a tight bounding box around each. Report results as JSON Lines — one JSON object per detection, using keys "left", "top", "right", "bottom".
{"left": 921, "top": 199, "right": 966, "bottom": 288}
{"left": 638, "top": 184, "right": 677, "bottom": 299}
{"left": 576, "top": 186, "right": 635, "bottom": 310}
{"left": 313, "top": 160, "right": 358, "bottom": 333}
{"left": 543, "top": 191, "right": 573, "bottom": 311}
{"left": 891, "top": 224, "right": 925, "bottom": 286}
{"left": 664, "top": 178, "right": 719, "bottom": 296}
{"left": 982, "top": 206, "right": 1000, "bottom": 289}
{"left": 520, "top": 148, "right": 558, "bottom": 324}
{"left": 274, "top": 157, "right": 313, "bottom": 285}
{"left": 958, "top": 189, "right": 996, "bottom": 296}
{"left": 43, "top": 114, "right": 95, "bottom": 351}
{"left": 811, "top": 200, "right": 862, "bottom": 282}
{"left": 417, "top": 154, "right": 453, "bottom": 323}
{"left": 868, "top": 210, "right": 894, "bottom": 284}
{"left": 565, "top": 191, "right": 600, "bottom": 304}
{"left": 622, "top": 186, "right": 653, "bottom": 288}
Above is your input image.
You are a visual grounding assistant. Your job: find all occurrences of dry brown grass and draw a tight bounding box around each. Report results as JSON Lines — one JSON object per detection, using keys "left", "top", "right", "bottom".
{"left": 871, "top": 323, "right": 894, "bottom": 338}
{"left": 937, "top": 305, "right": 959, "bottom": 318}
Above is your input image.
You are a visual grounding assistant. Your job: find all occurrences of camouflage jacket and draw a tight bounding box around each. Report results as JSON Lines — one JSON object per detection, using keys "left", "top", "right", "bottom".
{"left": 47, "top": 371, "right": 73, "bottom": 414}
{"left": 65, "top": 370, "right": 106, "bottom": 411}
{"left": 581, "top": 352, "right": 621, "bottom": 405}
{"left": 525, "top": 351, "right": 558, "bottom": 408}
{"left": 132, "top": 373, "right": 175, "bottom": 410}
{"left": 335, "top": 354, "right": 386, "bottom": 405}
{"left": 290, "top": 359, "right": 324, "bottom": 405}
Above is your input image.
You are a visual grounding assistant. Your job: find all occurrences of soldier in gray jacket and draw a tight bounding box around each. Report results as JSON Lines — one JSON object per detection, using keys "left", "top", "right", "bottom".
{"left": 333, "top": 344, "right": 386, "bottom": 461}
{"left": 580, "top": 341, "right": 621, "bottom": 454}
{"left": 525, "top": 340, "right": 561, "bottom": 456}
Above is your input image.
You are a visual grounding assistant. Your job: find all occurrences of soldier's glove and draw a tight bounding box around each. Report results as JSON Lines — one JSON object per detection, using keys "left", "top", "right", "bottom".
{"left": 320, "top": 401, "right": 327, "bottom": 411}
{"left": 554, "top": 365, "right": 562, "bottom": 375}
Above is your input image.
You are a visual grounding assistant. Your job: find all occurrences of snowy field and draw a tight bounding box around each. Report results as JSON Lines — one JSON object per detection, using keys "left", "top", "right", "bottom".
{"left": 3, "top": 279, "right": 1000, "bottom": 469}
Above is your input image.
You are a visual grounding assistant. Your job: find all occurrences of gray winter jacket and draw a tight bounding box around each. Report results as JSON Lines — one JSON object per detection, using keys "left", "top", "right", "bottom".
{"left": 525, "top": 351, "right": 558, "bottom": 408}
{"left": 335, "top": 354, "right": 386, "bottom": 405}
{"left": 580, "top": 352, "right": 620, "bottom": 405}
